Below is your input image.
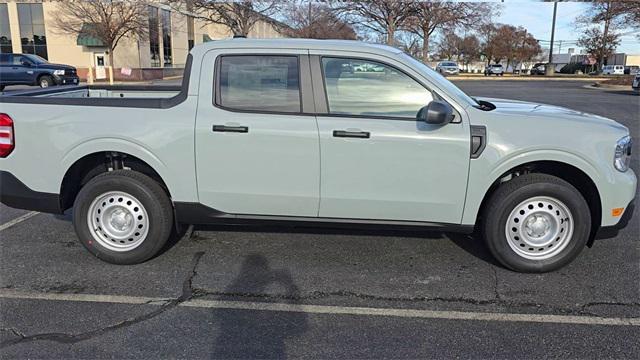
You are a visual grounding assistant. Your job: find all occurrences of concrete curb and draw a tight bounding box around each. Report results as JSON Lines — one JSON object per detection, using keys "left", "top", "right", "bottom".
{"left": 449, "top": 76, "right": 611, "bottom": 82}
{"left": 583, "top": 83, "right": 636, "bottom": 92}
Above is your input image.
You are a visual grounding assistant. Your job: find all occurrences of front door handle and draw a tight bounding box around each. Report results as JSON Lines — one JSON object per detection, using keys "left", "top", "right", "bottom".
{"left": 333, "top": 130, "right": 370, "bottom": 139}
{"left": 212, "top": 125, "right": 249, "bottom": 133}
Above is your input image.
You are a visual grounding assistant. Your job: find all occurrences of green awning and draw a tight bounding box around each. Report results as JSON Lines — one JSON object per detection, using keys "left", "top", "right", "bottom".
{"left": 77, "top": 24, "right": 105, "bottom": 47}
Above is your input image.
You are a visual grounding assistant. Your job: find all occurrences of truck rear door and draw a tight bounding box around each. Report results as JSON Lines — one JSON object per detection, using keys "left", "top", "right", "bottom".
{"left": 195, "top": 49, "right": 320, "bottom": 217}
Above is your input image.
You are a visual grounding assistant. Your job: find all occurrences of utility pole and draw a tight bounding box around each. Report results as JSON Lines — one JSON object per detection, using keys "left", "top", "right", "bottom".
{"left": 546, "top": 1, "right": 557, "bottom": 75}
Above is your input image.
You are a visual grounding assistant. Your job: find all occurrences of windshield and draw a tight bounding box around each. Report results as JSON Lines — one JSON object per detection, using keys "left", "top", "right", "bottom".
{"left": 441, "top": 62, "right": 457, "bottom": 66}
{"left": 490, "top": 64, "right": 502, "bottom": 68}
{"left": 401, "top": 53, "right": 477, "bottom": 108}
{"left": 23, "top": 54, "right": 48, "bottom": 64}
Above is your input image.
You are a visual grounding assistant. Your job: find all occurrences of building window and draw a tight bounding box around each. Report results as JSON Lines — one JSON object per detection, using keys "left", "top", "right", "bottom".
{"left": 17, "top": 3, "right": 47, "bottom": 59}
{"left": 161, "top": 9, "right": 172, "bottom": 67}
{"left": 217, "top": 56, "right": 301, "bottom": 113}
{"left": 187, "top": 16, "right": 195, "bottom": 50}
{"left": 148, "top": 6, "right": 160, "bottom": 67}
{"left": 0, "top": 4, "right": 12, "bottom": 53}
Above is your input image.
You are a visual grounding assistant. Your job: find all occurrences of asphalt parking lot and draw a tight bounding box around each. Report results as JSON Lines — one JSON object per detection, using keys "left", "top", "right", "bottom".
{"left": 1, "top": 80, "right": 638, "bottom": 358}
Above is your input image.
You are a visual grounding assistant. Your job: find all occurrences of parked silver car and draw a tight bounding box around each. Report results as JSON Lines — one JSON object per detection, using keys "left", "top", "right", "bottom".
{"left": 436, "top": 61, "right": 460, "bottom": 76}
{"left": 485, "top": 64, "right": 504, "bottom": 76}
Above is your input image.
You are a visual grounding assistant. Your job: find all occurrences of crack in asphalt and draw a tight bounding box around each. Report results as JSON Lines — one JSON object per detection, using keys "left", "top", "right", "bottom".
{"left": 492, "top": 267, "right": 502, "bottom": 301}
{"left": 0, "top": 328, "right": 26, "bottom": 339}
{"left": 0, "top": 251, "right": 205, "bottom": 349}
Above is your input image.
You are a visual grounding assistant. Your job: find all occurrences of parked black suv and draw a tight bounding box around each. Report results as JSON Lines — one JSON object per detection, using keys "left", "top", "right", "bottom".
{"left": 0, "top": 53, "right": 79, "bottom": 91}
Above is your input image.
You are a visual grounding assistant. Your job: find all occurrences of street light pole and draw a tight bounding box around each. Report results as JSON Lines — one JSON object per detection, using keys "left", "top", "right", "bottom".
{"left": 546, "top": 1, "right": 558, "bottom": 75}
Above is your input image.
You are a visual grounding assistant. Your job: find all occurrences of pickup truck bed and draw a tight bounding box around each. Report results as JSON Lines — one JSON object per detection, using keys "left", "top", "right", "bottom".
{"left": 5, "top": 85, "right": 180, "bottom": 99}
{"left": 1, "top": 55, "right": 192, "bottom": 108}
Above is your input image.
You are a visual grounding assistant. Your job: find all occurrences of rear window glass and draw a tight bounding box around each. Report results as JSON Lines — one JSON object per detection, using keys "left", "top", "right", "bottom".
{"left": 217, "top": 55, "right": 301, "bottom": 113}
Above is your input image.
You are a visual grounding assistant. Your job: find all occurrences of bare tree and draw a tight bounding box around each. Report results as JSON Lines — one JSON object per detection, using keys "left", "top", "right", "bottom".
{"left": 577, "top": 27, "right": 621, "bottom": 68}
{"left": 479, "top": 23, "right": 499, "bottom": 65}
{"left": 283, "top": 1, "right": 356, "bottom": 39}
{"left": 406, "top": 1, "right": 496, "bottom": 63}
{"left": 169, "top": 0, "right": 285, "bottom": 37}
{"left": 397, "top": 31, "right": 422, "bottom": 59}
{"left": 436, "top": 31, "right": 461, "bottom": 60}
{"left": 53, "top": 0, "right": 149, "bottom": 69}
{"left": 482, "top": 24, "right": 540, "bottom": 72}
{"left": 620, "top": 1, "right": 640, "bottom": 36}
{"left": 458, "top": 34, "right": 481, "bottom": 70}
{"left": 576, "top": 0, "right": 628, "bottom": 68}
{"left": 336, "top": 0, "right": 416, "bottom": 45}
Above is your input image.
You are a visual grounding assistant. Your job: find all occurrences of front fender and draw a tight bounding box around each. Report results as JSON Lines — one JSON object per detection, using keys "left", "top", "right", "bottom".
{"left": 461, "top": 149, "right": 606, "bottom": 225}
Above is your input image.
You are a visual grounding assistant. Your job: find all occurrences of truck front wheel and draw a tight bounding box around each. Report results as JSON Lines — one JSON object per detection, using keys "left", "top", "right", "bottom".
{"left": 72, "top": 170, "right": 173, "bottom": 264}
{"left": 39, "top": 75, "right": 54, "bottom": 88}
{"left": 482, "top": 174, "right": 591, "bottom": 273}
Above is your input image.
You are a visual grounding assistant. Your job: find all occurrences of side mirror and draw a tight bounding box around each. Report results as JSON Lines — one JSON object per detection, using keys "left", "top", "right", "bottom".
{"left": 21, "top": 61, "right": 32, "bottom": 67}
{"left": 417, "top": 100, "right": 454, "bottom": 125}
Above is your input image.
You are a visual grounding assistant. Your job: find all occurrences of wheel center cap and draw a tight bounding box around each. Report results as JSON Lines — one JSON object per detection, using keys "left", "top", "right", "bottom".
{"left": 526, "top": 215, "right": 550, "bottom": 238}
{"left": 110, "top": 208, "right": 133, "bottom": 232}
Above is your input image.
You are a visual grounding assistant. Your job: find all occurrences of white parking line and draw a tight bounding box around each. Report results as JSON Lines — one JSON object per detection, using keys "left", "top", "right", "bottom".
{"left": 0, "top": 211, "right": 39, "bottom": 232}
{"left": 0, "top": 289, "right": 638, "bottom": 327}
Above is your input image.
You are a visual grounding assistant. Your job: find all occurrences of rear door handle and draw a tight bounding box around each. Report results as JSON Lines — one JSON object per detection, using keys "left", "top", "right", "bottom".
{"left": 333, "top": 130, "right": 370, "bottom": 139}
{"left": 212, "top": 125, "right": 249, "bottom": 133}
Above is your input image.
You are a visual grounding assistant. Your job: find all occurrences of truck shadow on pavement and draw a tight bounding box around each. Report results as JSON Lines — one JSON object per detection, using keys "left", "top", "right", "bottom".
{"left": 210, "top": 254, "right": 308, "bottom": 359}
{"left": 194, "top": 224, "right": 502, "bottom": 268}
{"left": 56, "top": 209, "right": 501, "bottom": 268}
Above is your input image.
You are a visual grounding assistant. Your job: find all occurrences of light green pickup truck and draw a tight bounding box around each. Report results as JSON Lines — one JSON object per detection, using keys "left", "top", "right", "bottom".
{"left": 0, "top": 39, "right": 635, "bottom": 272}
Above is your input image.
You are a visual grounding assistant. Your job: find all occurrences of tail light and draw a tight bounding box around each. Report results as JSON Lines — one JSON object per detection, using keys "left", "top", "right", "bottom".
{"left": 0, "top": 113, "right": 15, "bottom": 157}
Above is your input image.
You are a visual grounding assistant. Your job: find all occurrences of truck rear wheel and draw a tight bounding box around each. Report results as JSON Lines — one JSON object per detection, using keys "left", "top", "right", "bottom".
{"left": 482, "top": 173, "right": 591, "bottom": 273}
{"left": 72, "top": 170, "right": 173, "bottom": 264}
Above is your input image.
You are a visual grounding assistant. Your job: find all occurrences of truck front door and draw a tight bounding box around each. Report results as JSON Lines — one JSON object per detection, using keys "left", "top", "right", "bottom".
{"left": 310, "top": 54, "right": 471, "bottom": 224}
{"left": 195, "top": 50, "right": 320, "bottom": 217}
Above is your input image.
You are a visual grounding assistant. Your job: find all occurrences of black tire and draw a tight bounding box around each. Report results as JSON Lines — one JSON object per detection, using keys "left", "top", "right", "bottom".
{"left": 482, "top": 173, "right": 591, "bottom": 273}
{"left": 0, "top": 85, "right": 5, "bottom": 92}
{"left": 72, "top": 170, "right": 173, "bottom": 264}
{"left": 39, "top": 75, "right": 54, "bottom": 88}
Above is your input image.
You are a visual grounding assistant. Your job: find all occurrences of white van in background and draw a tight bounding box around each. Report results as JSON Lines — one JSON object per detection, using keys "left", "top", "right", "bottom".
{"left": 602, "top": 65, "right": 625, "bottom": 75}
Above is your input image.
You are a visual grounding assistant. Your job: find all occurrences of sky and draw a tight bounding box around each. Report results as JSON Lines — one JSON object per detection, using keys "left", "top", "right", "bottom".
{"left": 494, "top": 1, "right": 640, "bottom": 55}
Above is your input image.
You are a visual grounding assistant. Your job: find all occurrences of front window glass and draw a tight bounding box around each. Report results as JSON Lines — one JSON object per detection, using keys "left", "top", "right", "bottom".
{"left": 400, "top": 53, "right": 477, "bottom": 108}
{"left": 218, "top": 56, "right": 301, "bottom": 113}
{"left": 321, "top": 57, "right": 433, "bottom": 118}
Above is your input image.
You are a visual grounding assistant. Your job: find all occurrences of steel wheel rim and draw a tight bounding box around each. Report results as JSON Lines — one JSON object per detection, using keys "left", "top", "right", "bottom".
{"left": 40, "top": 79, "right": 49, "bottom": 88}
{"left": 87, "top": 191, "right": 149, "bottom": 252}
{"left": 505, "top": 196, "right": 574, "bottom": 260}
